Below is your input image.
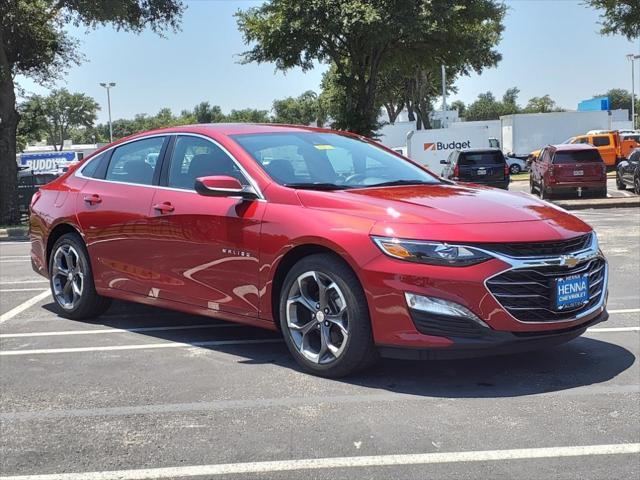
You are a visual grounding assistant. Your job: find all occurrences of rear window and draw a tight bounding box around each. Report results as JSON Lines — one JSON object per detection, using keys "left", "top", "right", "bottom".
{"left": 458, "top": 151, "right": 504, "bottom": 166}
{"left": 553, "top": 150, "right": 603, "bottom": 164}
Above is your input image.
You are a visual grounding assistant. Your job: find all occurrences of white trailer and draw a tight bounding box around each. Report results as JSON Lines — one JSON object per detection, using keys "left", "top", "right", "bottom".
{"left": 500, "top": 111, "right": 610, "bottom": 158}
{"left": 406, "top": 126, "right": 491, "bottom": 175}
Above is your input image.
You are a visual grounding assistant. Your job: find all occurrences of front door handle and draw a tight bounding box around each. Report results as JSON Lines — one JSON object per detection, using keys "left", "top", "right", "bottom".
{"left": 153, "top": 202, "right": 175, "bottom": 214}
{"left": 83, "top": 194, "right": 102, "bottom": 205}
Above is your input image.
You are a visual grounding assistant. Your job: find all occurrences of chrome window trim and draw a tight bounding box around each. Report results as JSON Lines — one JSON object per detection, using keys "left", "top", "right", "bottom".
{"left": 75, "top": 132, "right": 265, "bottom": 200}
{"left": 479, "top": 234, "right": 608, "bottom": 325}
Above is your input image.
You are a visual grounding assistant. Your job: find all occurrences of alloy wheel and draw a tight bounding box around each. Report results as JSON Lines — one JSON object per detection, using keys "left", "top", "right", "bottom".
{"left": 51, "top": 244, "right": 84, "bottom": 310}
{"left": 635, "top": 177, "right": 640, "bottom": 195}
{"left": 510, "top": 164, "right": 521, "bottom": 174}
{"left": 285, "top": 271, "right": 349, "bottom": 364}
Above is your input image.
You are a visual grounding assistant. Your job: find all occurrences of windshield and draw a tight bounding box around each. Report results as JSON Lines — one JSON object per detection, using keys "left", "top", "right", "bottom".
{"left": 231, "top": 132, "right": 439, "bottom": 189}
{"left": 553, "top": 150, "right": 603, "bottom": 164}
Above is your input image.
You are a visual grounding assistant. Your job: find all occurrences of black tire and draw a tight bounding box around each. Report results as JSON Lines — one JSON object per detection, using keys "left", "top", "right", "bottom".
{"left": 540, "top": 182, "right": 551, "bottom": 200}
{"left": 616, "top": 171, "right": 627, "bottom": 190}
{"left": 279, "top": 253, "right": 377, "bottom": 377}
{"left": 594, "top": 188, "right": 608, "bottom": 198}
{"left": 510, "top": 163, "right": 521, "bottom": 175}
{"left": 529, "top": 177, "right": 537, "bottom": 194}
{"left": 635, "top": 177, "right": 640, "bottom": 196}
{"left": 48, "top": 233, "right": 111, "bottom": 319}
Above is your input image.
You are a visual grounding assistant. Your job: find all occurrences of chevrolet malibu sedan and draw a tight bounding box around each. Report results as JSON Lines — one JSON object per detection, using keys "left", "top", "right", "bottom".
{"left": 30, "top": 124, "right": 609, "bottom": 377}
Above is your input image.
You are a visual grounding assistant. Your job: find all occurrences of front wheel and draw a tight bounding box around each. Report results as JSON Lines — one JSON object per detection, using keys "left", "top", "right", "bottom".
{"left": 635, "top": 177, "right": 640, "bottom": 195}
{"left": 49, "top": 233, "right": 111, "bottom": 319}
{"left": 279, "top": 253, "right": 377, "bottom": 377}
{"left": 510, "top": 163, "right": 521, "bottom": 175}
{"left": 616, "top": 171, "right": 627, "bottom": 190}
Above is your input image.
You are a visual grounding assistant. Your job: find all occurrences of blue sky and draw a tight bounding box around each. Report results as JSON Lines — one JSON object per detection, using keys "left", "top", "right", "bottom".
{"left": 18, "top": 0, "right": 640, "bottom": 124}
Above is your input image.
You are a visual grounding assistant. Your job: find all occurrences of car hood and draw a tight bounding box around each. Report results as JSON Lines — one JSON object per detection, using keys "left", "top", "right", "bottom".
{"left": 297, "top": 183, "right": 592, "bottom": 241}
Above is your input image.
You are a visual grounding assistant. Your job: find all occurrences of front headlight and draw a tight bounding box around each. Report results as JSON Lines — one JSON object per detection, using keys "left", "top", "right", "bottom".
{"left": 372, "top": 236, "right": 493, "bottom": 266}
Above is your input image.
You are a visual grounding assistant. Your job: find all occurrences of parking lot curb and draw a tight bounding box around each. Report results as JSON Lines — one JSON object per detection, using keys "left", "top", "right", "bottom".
{"left": 0, "top": 226, "right": 28, "bottom": 240}
{"left": 554, "top": 197, "right": 640, "bottom": 210}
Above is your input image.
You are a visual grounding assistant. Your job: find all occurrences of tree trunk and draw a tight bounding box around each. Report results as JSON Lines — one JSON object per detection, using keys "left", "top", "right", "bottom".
{"left": 0, "top": 44, "right": 20, "bottom": 224}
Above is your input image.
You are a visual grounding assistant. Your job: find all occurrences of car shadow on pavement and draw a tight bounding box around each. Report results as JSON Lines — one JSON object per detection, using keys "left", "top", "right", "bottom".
{"left": 42, "top": 300, "right": 636, "bottom": 399}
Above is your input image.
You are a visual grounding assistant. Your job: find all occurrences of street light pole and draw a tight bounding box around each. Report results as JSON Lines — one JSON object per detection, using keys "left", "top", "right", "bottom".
{"left": 627, "top": 54, "right": 639, "bottom": 130}
{"left": 99, "top": 82, "right": 116, "bottom": 142}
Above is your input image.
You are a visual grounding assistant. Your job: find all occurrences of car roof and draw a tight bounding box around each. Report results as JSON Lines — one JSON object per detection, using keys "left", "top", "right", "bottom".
{"left": 549, "top": 143, "right": 597, "bottom": 151}
{"left": 127, "top": 123, "right": 342, "bottom": 138}
{"left": 458, "top": 148, "right": 502, "bottom": 153}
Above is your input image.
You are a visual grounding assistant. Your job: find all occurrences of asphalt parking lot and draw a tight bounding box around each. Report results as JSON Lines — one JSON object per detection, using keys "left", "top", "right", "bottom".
{"left": 0, "top": 208, "right": 638, "bottom": 480}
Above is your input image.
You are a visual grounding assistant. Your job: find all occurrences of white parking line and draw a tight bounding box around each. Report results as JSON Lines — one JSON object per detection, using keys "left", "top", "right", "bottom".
{"left": 0, "top": 260, "right": 31, "bottom": 263}
{"left": 0, "top": 444, "right": 637, "bottom": 480}
{"left": 0, "top": 288, "right": 50, "bottom": 292}
{"left": 0, "top": 280, "right": 48, "bottom": 285}
{"left": 608, "top": 308, "right": 640, "bottom": 315}
{"left": 0, "top": 290, "right": 50, "bottom": 325}
{"left": 0, "top": 255, "right": 30, "bottom": 259}
{"left": 587, "top": 327, "right": 640, "bottom": 332}
{"left": 0, "top": 323, "right": 242, "bottom": 338}
{"left": 0, "top": 338, "right": 282, "bottom": 356}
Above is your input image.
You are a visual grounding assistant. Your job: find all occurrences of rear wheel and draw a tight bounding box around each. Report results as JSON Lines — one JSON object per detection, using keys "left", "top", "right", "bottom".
{"left": 279, "top": 253, "right": 377, "bottom": 377}
{"left": 529, "top": 177, "right": 537, "bottom": 194}
{"left": 510, "top": 163, "right": 521, "bottom": 175}
{"left": 540, "top": 181, "right": 551, "bottom": 200}
{"left": 635, "top": 176, "right": 640, "bottom": 195}
{"left": 616, "top": 171, "right": 627, "bottom": 190}
{"left": 49, "top": 233, "right": 111, "bottom": 319}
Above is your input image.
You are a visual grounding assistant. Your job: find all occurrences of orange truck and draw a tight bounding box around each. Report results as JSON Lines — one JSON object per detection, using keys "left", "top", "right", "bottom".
{"left": 567, "top": 130, "right": 639, "bottom": 167}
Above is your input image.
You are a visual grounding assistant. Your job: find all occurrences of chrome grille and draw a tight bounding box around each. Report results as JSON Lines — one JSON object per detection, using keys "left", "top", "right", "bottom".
{"left": 486, "top": 257, "right": 606, "bottom": 322}
{"left": 474, "top": 234, "right": 592, "bottom": 258}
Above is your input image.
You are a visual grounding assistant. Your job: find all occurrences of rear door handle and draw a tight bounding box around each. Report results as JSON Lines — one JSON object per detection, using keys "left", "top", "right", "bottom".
{"left": 153, "top": 202, "right": 174, "bottom": 214}
{"left": 83, "top": 194, "right": 102, "bottom": 205}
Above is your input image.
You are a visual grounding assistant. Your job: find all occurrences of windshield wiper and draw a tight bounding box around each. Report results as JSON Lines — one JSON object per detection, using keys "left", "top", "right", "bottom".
{"left": 284, "top": 182, "right": 352, "bottom": 191}
{"left": 364, "top": 180, "right": 435, "bottom": 188}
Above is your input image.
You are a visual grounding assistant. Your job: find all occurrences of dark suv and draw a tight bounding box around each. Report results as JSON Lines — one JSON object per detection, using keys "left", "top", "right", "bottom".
{"left": 440, "top": 148, "right": 509, "bottom": 189}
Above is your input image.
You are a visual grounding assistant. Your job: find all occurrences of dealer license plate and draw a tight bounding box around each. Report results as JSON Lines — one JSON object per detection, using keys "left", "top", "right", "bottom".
{"left": 554, "top": 274, "right": 589, "bottom": 310}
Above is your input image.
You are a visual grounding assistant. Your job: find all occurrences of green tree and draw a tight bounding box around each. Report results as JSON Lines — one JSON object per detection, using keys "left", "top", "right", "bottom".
{"left": 192, "top": 101, "right": 225, "bottom": 124}
{"left": 21, "top": 89, "right": 99, "bottom": 151}
{"left": 450, "top": 100, "right": 466, "bottom": 118}
{"left": 272, "top": 90, "right": 321, "bottom": 126}
{"left": 236, "top": 0, "right": 505, "bottom": 137}
{"left": 585, "top": 0, "right": 639, "bottom": 40}
{"left": 226, "top": 108, "right": 271, "bottom": 123}
{"left": 524, "top": 95, "right": 562, "bottom": 113}
{"left": 464, "top": 87, "right": 521, "bottom": 120}
{"left": 0, "top": 0, "right": 184, "bottom": 224}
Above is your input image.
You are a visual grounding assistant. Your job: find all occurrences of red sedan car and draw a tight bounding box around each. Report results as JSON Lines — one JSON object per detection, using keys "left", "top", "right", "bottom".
{"left": 30, "top": 124, "right": 609, "bottom": 377}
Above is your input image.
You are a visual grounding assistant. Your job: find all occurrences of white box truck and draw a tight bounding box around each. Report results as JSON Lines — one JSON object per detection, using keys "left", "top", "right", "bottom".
{"left": 406, "top": 126, "right": 491, "bottom": 175}
{"left": 500, "top": 111, "right": 610, "bottom": 158}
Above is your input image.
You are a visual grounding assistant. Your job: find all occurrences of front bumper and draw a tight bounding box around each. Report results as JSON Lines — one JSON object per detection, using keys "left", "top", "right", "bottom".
{"left": 378, "top": 308, "right": 607, "bottom": 360}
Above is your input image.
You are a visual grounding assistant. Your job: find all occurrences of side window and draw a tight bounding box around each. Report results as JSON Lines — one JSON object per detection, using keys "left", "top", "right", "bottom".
{"left": 80, "top": 152, "right": 105, "bottom": 178}
{"left": 167, "top": 136, "right": 247, "bottom": 190}
{"left": 592, "top": 136, "right": 610, "bottom": 147}
{"left": 105, "top": 137, "right": 164, "bottom": 185}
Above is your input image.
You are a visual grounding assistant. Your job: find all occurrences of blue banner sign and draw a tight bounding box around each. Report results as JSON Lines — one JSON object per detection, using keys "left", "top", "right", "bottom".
{"left": 19, "top": 151, "right": 77, "bottom": 172}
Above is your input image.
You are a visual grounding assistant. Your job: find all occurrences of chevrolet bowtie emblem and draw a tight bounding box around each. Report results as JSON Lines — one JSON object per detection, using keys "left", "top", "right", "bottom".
{"left": 561, "top": 255, "right": 580, "bottom": 268}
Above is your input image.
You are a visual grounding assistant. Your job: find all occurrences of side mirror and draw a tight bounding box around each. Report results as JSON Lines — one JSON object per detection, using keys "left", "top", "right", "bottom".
{"left": 194, "top": 175, "right": 258, "bottom": 200}
{"left": 440, "top": 160, "right": 450, "bottom": 165}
